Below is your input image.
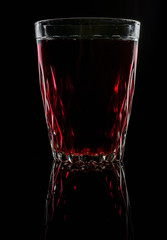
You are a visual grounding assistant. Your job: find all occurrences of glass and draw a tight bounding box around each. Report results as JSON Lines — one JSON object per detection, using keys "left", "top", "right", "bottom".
{"left": 35, "top": 18, "right": 140, "bottom": 240}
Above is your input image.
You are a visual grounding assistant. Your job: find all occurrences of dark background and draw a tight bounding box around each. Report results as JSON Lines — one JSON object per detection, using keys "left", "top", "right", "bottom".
{"left": 7, "top": 0, "right": 165, "bottom": 239}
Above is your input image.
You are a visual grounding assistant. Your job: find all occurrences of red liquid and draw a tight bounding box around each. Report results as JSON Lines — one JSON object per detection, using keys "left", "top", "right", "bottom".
{"left": 37, "top": 39, "right": 138, "bottom": 157}
{"left": 37, "top": 38, "right": 137, "bottom": 240}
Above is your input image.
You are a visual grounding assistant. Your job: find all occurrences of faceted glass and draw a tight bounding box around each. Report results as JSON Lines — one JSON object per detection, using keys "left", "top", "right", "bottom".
{"left": 35, "top": 18, "right": 140, "bottom": 240}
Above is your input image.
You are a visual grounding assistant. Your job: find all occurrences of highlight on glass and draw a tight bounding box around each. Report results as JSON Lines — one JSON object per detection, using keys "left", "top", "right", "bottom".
{"left": 35, "top": 18, "right": 140, "bottom": 240}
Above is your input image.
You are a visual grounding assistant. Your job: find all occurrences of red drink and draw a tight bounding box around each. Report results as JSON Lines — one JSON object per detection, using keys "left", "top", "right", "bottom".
{"left": 35, "top": 18, "right": 140, "bottom": 240}
{"left": 37, "top": 38, "right": 138, "bottom": 164}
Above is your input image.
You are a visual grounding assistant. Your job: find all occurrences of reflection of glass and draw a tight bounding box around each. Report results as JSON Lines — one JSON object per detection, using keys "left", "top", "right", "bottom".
{"left": 35, "top": 18, "right": 140, "bottom": 240}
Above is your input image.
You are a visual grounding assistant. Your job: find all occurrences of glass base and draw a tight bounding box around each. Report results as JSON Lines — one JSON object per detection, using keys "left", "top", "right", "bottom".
{"left": 52, "top": 145, "right": 125, "bottom": 171}
{"left": 40, "top": 155, "right": 134, "bottom": 240}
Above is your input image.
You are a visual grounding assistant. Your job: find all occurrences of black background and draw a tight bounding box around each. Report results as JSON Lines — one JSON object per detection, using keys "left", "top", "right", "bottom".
{"left": 6, "top": 0, "right": 165, "bottom": 239}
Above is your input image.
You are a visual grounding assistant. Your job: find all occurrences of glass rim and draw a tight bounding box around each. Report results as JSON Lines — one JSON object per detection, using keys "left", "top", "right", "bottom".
{"left": 35, "top": 17, "right": 140, "bottom": 26}
{"left": 35, "top": 17, "right": 140, "bottom": 40}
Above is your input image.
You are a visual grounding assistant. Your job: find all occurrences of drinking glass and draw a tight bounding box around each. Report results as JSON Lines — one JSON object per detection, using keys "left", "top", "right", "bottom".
{"left": 35, "top": 18, "right": 140, "bottom": 240}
